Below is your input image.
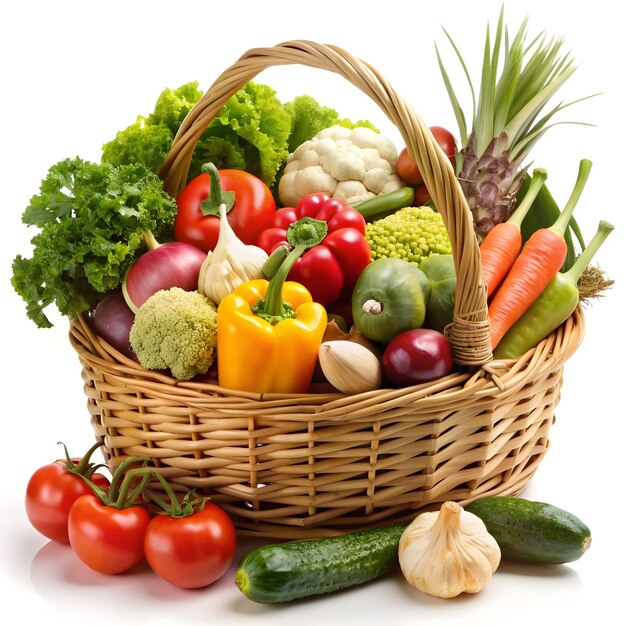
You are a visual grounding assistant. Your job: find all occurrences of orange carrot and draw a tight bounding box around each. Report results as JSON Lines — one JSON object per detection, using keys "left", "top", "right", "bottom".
{"left": 480, "top": 168, "right": 547, "bottom": 297}
{"left": 489, "top": 159, "right": 592, "bottom": 349}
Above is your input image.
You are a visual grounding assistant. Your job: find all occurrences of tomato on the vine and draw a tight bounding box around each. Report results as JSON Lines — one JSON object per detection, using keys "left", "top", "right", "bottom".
{"left": 144, "top": 501, "right": 236, "bottom": 589}
{"left": 25, "top": 442, "right": 110, "bottom": 543}
{"left": 395, "top": 126, "right": 458, "bottom": 186}
{"left": 68, "top": 494, "right": 151, "bottom": 574}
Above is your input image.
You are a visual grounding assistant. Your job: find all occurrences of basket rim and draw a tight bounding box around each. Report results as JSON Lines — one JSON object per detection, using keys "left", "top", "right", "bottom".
{"left": 70, "top": 306, "right": 585, "bottom": 410}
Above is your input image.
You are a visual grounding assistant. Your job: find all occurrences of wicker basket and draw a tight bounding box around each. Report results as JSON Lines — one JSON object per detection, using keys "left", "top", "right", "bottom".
{"left": 68, "top": 41, "right": 585, "bottom": 539}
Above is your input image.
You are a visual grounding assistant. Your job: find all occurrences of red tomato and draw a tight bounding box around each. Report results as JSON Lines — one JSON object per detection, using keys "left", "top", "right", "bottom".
{"left": 174, "top": 168, "right": 276, "bottom": 252}
{"left": 25, "top": 458, "right": 110, "bottom": 543}
{"left": 395, "top": 126, "right": 458, "bottom": 186}
{"left": 144, "top": 502, "right": 236, "bottom": 589}
{"left": 430, "top": 126, "right": 458, "bottom": 161}
{"left": 382, "top": 328, "right": 454, "bottom": 386}
{"left": 413, "top": 184, "right": 432, "bottom": 206}
{"left": 68, "top": 494, "right": 151, "bottom": 574}
{"left": 395, "top": 148, "right": 423, "bottom": 185}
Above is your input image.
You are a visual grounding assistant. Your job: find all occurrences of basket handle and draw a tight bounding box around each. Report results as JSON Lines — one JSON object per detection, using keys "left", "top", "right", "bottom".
{"left": 159, "top": 40, "right": 491, "bottom": 366}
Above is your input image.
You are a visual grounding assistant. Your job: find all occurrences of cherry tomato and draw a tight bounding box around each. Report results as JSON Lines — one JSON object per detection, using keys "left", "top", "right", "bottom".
{"left": 25, "top": 456, "right": 110, "bottom": 543}
{"left": 395, "top": 126, "right": 458, "bottom": 186}
{"left": 430, "top": 126, "right": 458, "bottom": 162}
{"left": 68, "top": 494, "right": 151, "bottom": 574}
{"left": 395, "top": 148, "right": 423, "bottom": 185}
{"left": 413, "top": 184, "right": 432, "bottom": 206}
{"left": 382, "top": 328, "right": 454, "bottom": 386}
{"left": 144, "top": 502, "right": 236, "bottom": 589}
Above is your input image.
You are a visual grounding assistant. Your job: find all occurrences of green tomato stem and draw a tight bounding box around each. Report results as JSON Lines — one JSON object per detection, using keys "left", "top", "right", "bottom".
{"left": 107, "top": 456, "right": 150, "bottom": 503}
{"left": 115, "top": 466, "right": 154, "bottom": 509}
{"left": 200, "top": 162, "right": 235, "bottom": 217}
{"left": 58, "top": 440, "right": 104, "bottom": 477}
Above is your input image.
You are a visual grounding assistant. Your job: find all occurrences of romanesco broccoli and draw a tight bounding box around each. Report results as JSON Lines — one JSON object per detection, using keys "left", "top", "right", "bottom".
{"left": 129, "top": 287, "right": 218, "bottom": 381}
{"left": 365, "top": 206, "right": 452, "bottom": 267}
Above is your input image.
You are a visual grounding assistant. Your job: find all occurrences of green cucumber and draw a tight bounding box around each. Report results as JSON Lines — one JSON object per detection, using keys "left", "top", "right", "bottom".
{"left": 351, "top": 186, "right": 414, "bottom": 221}
{"left": 235, "top": 524, "right": 405, "bottom": 604}
{"left": 464, "top": 496, "right": 592, "bottom": 564}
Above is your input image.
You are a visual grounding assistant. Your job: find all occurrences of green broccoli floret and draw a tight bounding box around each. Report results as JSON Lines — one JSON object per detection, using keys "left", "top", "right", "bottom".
{"left": 129, "top": 287, "right": 218, "bottom": 381}
{"left": 365, "top": 206, "right": 452, "bottom": 267}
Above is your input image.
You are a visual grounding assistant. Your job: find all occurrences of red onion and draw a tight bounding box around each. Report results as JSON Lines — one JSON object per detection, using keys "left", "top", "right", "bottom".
{"left": 122, "top": 241, "right": 207, "bottom": 312}
{"left": 92, "top": 290, "right": 136, "bottom": 360}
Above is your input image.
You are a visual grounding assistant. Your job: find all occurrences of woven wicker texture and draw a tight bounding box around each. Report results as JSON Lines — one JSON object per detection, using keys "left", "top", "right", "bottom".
{"left": 69, "top": 41, "right": 586, "bottom": 538}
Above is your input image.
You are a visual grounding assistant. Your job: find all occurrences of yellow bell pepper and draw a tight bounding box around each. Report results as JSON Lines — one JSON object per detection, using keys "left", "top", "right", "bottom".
{"left": 217, "top": 279, "right": 327, "bottom": 394}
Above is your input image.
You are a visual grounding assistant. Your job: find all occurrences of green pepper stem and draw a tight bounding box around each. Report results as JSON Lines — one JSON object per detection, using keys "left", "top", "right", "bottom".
{"left": 262, "top": 245, "right": 290, "bottom": 280}
{"left": 563, "top": 220, "right": 614, "bottom": 284}
{"left": 507, "top": 168, "right": 547, "bottom": 229}
{"left": 550, "top": 159, "right": 592, "bottom": 237}
{"left": 262, "top": 243, "right": 308, "bottom": 317}
{"left": 256, "top": 216, "right": 328, "bottom": 320}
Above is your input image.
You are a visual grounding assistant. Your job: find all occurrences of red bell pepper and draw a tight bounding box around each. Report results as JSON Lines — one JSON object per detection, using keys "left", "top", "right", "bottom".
{"left": 174, "top": 164, "right": 276, "bottom": 252}
{"left": 257, "top": 193, "right": 372, "bottom": 305}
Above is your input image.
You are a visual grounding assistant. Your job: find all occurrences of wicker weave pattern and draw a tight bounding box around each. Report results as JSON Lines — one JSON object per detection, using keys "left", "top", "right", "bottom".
{"left": 71, "top": 307, "right": 583, "bottom": 538}
{"left": 68, "top": 41, "right": 586, "bottom": 538}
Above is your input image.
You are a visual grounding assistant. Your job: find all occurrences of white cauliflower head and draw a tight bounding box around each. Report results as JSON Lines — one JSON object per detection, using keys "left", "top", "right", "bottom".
{"left": 278, "top": 125, "right": 404, "bottom": 207}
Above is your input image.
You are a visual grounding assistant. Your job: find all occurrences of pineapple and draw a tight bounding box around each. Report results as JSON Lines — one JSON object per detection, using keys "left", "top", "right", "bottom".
{"left": 436, "top": 8, "right": 593, "bottom": 239}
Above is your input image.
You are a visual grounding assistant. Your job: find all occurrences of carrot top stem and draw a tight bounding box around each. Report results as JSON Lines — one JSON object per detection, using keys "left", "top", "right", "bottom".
{"left": 507, "top": 168, "right": 548, "bottom": 229}
{"left": 550, "top": 159, "right": 592, "bottom": 237}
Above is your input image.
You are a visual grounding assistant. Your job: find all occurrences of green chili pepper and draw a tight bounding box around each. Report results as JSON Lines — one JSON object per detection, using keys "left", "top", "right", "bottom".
{"left": 517, "top": 176, "right": 586, "bottom": 272}
{"left": 493, "top": 220, "right": 614, "bottom": 360}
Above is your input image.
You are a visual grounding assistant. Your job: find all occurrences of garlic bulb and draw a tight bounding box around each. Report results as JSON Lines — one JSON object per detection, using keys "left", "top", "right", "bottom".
{"left": 198, "top": 203, "right": 268, "bottom": 304}
{"left": 318, "top": 340, "right": 382, "bottom": 394}
{"left": 398, "top": 501, "right": 501, "bottom": 598}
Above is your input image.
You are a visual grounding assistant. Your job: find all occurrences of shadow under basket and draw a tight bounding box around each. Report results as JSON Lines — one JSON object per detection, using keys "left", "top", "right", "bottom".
{"left": 69, "top": 308, "right": 583, "bottom": 539}
{"left": 69, "top": 40, "right": 586, "bottom": 539}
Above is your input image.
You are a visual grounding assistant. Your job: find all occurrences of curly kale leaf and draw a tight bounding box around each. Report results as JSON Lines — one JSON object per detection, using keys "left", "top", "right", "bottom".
{"left": 11, "top": 157, "right": 178, "bottom": 328}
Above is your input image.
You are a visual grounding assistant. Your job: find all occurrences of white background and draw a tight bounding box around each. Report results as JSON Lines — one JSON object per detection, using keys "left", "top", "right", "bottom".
{"left": 1, "top": 1, "right": 624, "bottom": 624}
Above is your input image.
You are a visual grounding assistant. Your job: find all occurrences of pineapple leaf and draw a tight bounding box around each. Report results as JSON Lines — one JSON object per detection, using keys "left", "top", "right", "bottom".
{"left": 435, "top": 43, "right": 469, "bottom": 148}
{"left": 436, "top": 8, "right": 596, "bottom": 238}
{"left": 438, "top": 9, "right": 586, "bottom": 158}
{"left": 493, "top": 23, "right": 525, "bottom": 135}
{"left": 475, "top": 15, "right": 501, "bottom": 155}
{"left": 436, "top": 26, "right": 478, "bottom": 147}
{"left": 505, "top": 66, "right": 577, "bottom": 147}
